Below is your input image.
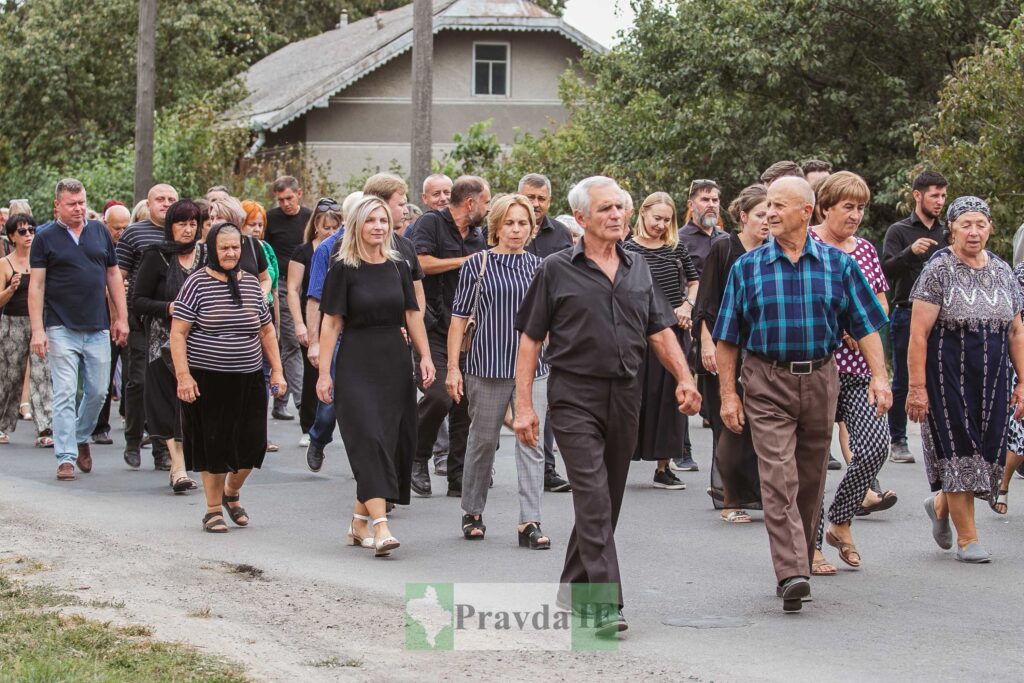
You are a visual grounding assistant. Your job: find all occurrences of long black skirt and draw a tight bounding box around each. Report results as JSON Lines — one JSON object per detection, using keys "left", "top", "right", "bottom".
{"left": 335, "top": 326, "right": 416, "bottom": 505}
{"left": 633, "top": 327, "right": 687, "bottom": 461}
{"left": 182, "top": 368, "right": 266, "bottom": 474}
{"left": 701, "top": 369, "right": 762, "bottom": 510}
{"left": 144, "top": 359, "right": 181, "bottom": 441}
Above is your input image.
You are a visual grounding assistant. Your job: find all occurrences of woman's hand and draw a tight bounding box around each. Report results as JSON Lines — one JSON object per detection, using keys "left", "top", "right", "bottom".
{"left": 294, "top": 322, "right": 308, "bottom": 347}
{"left": 8, "top": 272, "right": 21, "bottom": 291}
{"left": 177, "top": 374, "right": 200, "bottom": 403}
{"left": 316, "top": 375, "right": 333, "bottom": 403}
{"left": 674, "top": 302, "right": 693, "bottom": 330}
{"left": 420, "top": 357, "right": 436, "bottom": 390}
{"left": 842, "top": 333, "right": 859, "bottom": 353}
{"left": 701, "top": 340, "right": 718, "bottom": 374}
{"left": 445, "top": 366, "right": 463, "bottom": 403}
{"left": 269, "top": 370, "right": 287, "bottom": 399}
{"left": 1012, "top": 383, "right": 1024, "bottom": 421}
{"left": 906, "top": 384, "right": 929, "bottom": 422}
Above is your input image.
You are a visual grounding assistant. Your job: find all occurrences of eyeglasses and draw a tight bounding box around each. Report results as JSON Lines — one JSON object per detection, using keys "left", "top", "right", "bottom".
{"left": 316, "top": 198, "right": 341, "bottom": 213}
{"left": 688, "top": 179, "right": 720, "bottom": 197}
{"left": 15, "top": 227, "right": 36, "bottom": 236}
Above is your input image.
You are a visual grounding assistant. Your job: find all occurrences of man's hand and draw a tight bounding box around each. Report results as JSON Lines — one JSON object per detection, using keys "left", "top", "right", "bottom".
{"left": 910, "top": 237, "right": 938, "bottom": 256}
{"left": 867, "top": 375, "right": 893, "bottom": 417}
{"left": 30, "top": 330, "right": 48, "bottom": 360}
{"left": 316, "top": 375, "right": 333, "bottom": 403}
{"left": 445, "top": 366, "right": 463, "bottom": 403}
{"left": 720, "top": 393, "right": 745, "bottom": 434}
{"left": 514, "top": 405, "right": 540, "bottom": 448}
{"left": 111, "top": 318, "right": 129, "bottom": 346}
{"left": 308, "top": 341, "right": 320, "bottom": 369}
{"left": 906, "top": 384, "right": 929, "bottom": 422}
{"left": 675, "top": 379, "right": 702, "bottom": 416}
{"left": 294, "top": 322, "right": 308, "bottom": 347}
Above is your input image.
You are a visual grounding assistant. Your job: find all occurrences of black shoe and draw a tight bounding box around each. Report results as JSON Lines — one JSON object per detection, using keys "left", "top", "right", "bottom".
{"left": 434, "top": 461, "right": 448, "bottom": 477}
{"left": 411, "top": 461, "right": 432, "bottom": 497}
{"left": 153, "top": 453, "right": 171, "bottom": 471}
{"left": 777, "top": 577, "right": 811, "bottom": 613}
{"left": 272, "top": 408, "right": 294, "bottom": 421}
{"left": 593, "top": 608, "right": 628, "bottom": 638}
{"left": 827, "top": 454, "right": 842, "bottom": 470}
{"left": 447, "top": 479, "right": 462, "bottom": 498}
{"left": 91, "top": 431, "right": 113, "bottom": 445}
{"left": 544, "top": 472, "right": 572, "bottom": 492}
{"left": 123, "top": 447, "right": 141, "bottom": 469}
{"left": 653, "top": 468, "right": 686, "bottom": 490}
{"left": 306, "top": 442, "right": 325, "bottom": 472}
{"left": 670, "top": 456, "right": 699, "bottom": 472}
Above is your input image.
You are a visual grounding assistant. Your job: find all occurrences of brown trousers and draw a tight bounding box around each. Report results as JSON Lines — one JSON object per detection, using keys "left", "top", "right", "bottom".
{"left": 741, "top": 354, "right": 839, "bottom": 583}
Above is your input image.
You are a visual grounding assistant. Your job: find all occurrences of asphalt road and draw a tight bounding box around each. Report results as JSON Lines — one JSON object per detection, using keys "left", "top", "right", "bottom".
{"left": 1, "top": 409, "right": 1021, "bottom": 681}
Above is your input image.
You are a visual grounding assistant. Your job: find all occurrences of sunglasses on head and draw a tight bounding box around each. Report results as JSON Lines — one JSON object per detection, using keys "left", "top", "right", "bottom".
{"left": 688, "top": 179, "right": 719, "bottom": 196}
{"left": 316, "top": 198, "right": 341, "bottom": 213}
{"left": 15, "top": 227, "right": 36, "bottom": 236}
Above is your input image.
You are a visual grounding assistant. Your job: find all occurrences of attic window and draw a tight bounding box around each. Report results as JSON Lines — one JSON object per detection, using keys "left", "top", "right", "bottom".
{"left": 473, "top": 43, "right": 508, "bottom": 96}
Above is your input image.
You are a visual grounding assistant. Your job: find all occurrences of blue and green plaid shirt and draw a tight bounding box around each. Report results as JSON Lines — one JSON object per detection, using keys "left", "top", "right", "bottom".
{"left": 712, "top": 235, "right": 888, "bottom": 362}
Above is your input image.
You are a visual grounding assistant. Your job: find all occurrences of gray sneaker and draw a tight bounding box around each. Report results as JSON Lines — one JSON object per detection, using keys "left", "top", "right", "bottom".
{"left": 306, "top": 442, "right": 325, "bottom": 473}
{"left": 890, "top": 440, "right": 915, "bottom": 463}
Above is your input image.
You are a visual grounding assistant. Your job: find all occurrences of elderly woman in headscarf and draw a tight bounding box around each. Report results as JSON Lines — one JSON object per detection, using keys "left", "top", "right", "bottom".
{"left": 907, "top": 196, "right": 1024, "bottom": 563}
{"left": 133, "top": 199, "right": 205, "bottom": 492}
{"left": 170, "top": 222, "right": 285, "bottom": 533}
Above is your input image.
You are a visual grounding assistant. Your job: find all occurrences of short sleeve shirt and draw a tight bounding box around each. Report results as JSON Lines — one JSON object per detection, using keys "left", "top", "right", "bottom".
{"left": 911, "top": 249, "right": 1024, "bottom": 329}
{"left": 30, "top": 220, "right": 117, "bottom": 331}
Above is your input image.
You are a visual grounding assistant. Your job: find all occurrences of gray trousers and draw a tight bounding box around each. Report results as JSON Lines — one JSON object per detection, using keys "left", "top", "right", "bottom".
{"left": 462, "top": 374, "right": 548, "bottom": 523}
{"left": 276, "top": 287, "right": 304, "bottom": 410}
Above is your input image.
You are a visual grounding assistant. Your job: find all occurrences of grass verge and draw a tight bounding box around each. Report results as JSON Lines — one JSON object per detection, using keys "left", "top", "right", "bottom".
{"left": 0, "top": 572, "right": 247, "bottom": 682}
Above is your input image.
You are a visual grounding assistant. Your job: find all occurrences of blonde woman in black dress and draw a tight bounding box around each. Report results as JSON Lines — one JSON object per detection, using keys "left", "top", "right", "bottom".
{"left": 317, "top": 196, "right": 435, "bottom": 557}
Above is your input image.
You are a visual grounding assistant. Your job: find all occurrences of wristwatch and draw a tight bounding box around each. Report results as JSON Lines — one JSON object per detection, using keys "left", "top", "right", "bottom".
{"left": 685, "top": 298, "right": 696, "bottom": 306}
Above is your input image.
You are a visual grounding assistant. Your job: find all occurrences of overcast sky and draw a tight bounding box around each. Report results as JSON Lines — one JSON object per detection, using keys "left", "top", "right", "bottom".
{"left": 563, "top": 0, "right": 636, "bottom": 47}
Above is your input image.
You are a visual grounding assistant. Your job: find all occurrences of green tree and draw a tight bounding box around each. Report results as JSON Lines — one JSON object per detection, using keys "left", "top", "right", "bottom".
{"left": 917, "top": 13, "right": 1024, "bottom": 257}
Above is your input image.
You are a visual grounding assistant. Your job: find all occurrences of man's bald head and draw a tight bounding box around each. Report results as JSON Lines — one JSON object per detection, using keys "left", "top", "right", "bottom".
{"left": 103, "top": 204, "right": 131, "bottom": 242}
{"left": 147, "top": 184, "right": 178, "bottom": 227}
{"left": 766, "top": 176, "right": 815, "bottom": 240}
{"left": 769, "top": 176, "right": 814, "bottom": 206}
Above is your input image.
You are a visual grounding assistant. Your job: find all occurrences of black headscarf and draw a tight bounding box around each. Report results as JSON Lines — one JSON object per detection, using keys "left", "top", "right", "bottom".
{"left": 206, "top": 221, "right": 243, "bottom": 307}
{"left": 159, "top": 199, "right": 202, "bottom": 256}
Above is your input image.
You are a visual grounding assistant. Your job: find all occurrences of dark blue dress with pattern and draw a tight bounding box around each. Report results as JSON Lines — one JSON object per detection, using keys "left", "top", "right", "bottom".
{"left": 911, "top": 248, "right": 1023, "bottom": 499}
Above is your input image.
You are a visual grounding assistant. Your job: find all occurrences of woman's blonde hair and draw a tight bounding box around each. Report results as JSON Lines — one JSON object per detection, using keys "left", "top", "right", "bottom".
{"left": 334, "top": 196, "right": 400, "bottom": 267}
{"left": 486, "top": 193, "right": 536, "bottom": 247}
{"left": 209, "top": 196, "right": 247, "bottom": 227}
{"left": 633, "top": 192, "right": 679, "bottom": 247}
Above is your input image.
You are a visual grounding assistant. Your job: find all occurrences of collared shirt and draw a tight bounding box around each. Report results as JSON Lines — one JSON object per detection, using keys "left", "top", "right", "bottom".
{"left": 677, "top": 221, "right": 728, "bottom": 276}
{"left": 880, "top": 212, "right": 945, "bottom": 307}
{"left": 525, "top": 215, "right": 573, "bottom": 259}
{"left": 713, "top": 235, "right": 888, "bottom": 363}
{"left": 412, "top": 207, "right": 487, "bottom": 334}
{"left": 516, "top": 236, "right": 675, "bottom": 378}
{"left": 30, "top": 220, "right": 117, "bottom": 331}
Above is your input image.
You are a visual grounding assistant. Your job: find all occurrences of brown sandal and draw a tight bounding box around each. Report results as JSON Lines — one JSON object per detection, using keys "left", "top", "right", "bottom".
{"left": 203, "top": 512, "right": 228, "bottom": 533}
{"left": 825, "top": 530, "right": 861, "bottom": 568}
{"left": 812, "top": 555, "right": 837, "bottom": 576}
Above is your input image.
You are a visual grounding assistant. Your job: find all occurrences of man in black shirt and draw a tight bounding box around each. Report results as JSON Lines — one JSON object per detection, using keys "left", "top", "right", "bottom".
{"left": 881, "top": 170, "right": 947, "bottom": 463}
{"left": 266, "top": 175, "right": 313, "bottom": 421}
{"left": 514, "top": 176, "right": 701, "bottom": 633}
{"left": 412, "top": 176, "right": 490, "bottom": 497}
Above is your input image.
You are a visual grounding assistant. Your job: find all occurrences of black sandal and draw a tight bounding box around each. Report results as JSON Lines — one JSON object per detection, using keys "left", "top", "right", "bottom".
{"left": 222, "top": 494, "right": 249, "bottom": 526}
{"left": 462, "top": 514, "right": 485, "bottom": 540}
{"left": 518, "top": 522, "right": 551, "bottom": 550}
{"left": 203, "top": 512, "right": 228, "bottom": 533}
{"left": 171, "top": 474, "right": 196, "bottom": 494}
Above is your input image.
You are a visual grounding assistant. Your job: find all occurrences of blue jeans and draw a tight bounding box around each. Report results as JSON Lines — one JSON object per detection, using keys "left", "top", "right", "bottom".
{"left": 308, "top": 339, "right": 340, "bottom": 447}
{"left": 888, "top": 307, "right": 910, "bottom": 444}
{"left": 47, "top": 326, "right": 111, "bottom": 464}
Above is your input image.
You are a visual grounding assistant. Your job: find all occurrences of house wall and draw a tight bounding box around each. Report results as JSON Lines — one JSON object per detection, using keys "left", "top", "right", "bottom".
{"left": 298, "top": 29, "right": 583, "bottom": 189}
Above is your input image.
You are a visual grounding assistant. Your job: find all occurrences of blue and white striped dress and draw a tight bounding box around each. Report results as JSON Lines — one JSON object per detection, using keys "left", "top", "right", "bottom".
{"left": 452, "top": 251, "right": 548, "bottom": 379}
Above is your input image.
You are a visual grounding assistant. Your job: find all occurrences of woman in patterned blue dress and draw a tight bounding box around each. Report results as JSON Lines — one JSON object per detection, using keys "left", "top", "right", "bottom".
{"left": 907, "top": 196, "right": 1024, "bottom": 563}
{"left": 994, "top": 262, "right": 1024, "bottom": 514}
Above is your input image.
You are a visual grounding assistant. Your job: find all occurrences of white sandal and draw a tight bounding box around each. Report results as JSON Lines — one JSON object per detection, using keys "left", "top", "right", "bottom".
{"left": 346, "top": 513, "right": 374, "bottom": 548}
{"left": 372, "top": 516, "right": 400, "bottom": 557}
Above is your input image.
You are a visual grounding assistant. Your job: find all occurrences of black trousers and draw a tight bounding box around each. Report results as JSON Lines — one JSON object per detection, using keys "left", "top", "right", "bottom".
{"left": 414, "top": 330, "right": 469, "bottom": 486}
{"left": 93, "top": 339, "right": 124, "bottom": 435}
{"left": 299, "top": 345, "right": 317, "bottom": 434}
{"left": 123, "top": 319, "right": 167, "bottom": 457}
{"left": 548, "top": 369, "right": 642, "bottom": 609}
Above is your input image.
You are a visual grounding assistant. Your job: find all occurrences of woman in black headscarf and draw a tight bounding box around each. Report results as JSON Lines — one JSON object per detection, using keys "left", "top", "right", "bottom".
{"left": 133, "top": 200, "right": 205, "bottom": 493}
{"left": 170, "top": 222, "right": 285, "bottom": 533}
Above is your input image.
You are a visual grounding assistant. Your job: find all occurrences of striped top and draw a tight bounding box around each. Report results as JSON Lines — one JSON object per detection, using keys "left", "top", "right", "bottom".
{"left": 172, "top": 269, "right": 271, "bottom": 373}
{"left": 452, "top": 251, "right": 548, "bottom": 379}
{"left": 621, "top": 240, "right": 699, "bottom": 308}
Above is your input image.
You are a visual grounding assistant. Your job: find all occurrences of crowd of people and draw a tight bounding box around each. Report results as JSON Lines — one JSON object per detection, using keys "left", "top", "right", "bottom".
{"left": 4, "top": 157, "right": 1024, "bottom": 635}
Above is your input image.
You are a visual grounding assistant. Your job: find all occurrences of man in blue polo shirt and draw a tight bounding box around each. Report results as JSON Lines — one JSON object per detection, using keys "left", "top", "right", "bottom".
{"left": 29, "top": 178, "right": 129, "bottom": 481}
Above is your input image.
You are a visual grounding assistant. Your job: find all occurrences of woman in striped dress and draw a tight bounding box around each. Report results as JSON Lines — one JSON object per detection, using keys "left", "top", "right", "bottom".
{"left": 446, "top": 194, "right": 550, "bottom": 548}
{"left": 170, "top": 222, "right": 286, "bottom": 533}
{"left": 622, "top": 192, "right": 699, "bottom": 490}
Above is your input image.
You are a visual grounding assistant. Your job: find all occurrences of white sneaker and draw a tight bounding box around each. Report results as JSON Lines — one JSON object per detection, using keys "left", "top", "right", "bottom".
{"left": 299, "top": 433, "right": 310, "bottom": 447}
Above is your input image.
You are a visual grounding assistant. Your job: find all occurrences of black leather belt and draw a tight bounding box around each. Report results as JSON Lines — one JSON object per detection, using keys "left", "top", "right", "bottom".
{"left": 750, "top": 352, "right": 831, "bottom": 376}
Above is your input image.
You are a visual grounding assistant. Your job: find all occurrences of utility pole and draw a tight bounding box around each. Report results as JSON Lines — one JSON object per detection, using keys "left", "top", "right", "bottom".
{"left": 133, "top": 0, "right": 157, "bottom": 204}
{"left": 410, "top": 0, "right": 434, "bottom": 199}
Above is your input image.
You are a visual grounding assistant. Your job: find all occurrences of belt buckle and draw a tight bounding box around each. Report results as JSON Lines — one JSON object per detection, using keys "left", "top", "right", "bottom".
{"left": 789, "top": 361, "right": 813, "bottom": 375}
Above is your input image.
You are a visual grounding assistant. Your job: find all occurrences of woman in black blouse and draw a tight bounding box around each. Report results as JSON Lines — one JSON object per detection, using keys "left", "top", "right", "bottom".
{"left": 317, "top": 196, "right": 434, "bottom": 557}
{"left": 622, "top": 192, "right": 699, "bottom": 489}
{"left": 693, "top": 184, "right": 768, "bottom": 522}
{"left": 133, "top": 200, "right": 205, "bottom": 493}
{"left": 170, "top": 222, "right": 285, "bottom": 533}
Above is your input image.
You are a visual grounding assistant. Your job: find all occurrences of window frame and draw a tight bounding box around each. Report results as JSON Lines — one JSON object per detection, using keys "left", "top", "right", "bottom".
{"left": 471, "top": 41, "right": 511, "bottom": 98}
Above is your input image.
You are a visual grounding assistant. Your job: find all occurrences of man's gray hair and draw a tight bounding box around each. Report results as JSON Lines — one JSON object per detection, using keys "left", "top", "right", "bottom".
{"left": 568, "top": 176, "right": 621, "bottom": 217}
{"left": 271, "top": 175, "right": 300, "bottom": 194}
{"left": 518, "top": 173, "right": 551, "bottom": 194}
{"left": 55, "top": 178, "right": 85, "bottom": 199}
{"left": 621, "top": 190, "right": 633, "bottom": 211}
{"left": 422, "top": 173, "right": 452, "bottom": 194}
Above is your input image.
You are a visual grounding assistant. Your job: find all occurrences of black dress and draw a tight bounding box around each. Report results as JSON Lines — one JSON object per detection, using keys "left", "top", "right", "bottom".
{"left": 291, "top": 241, "right": 318, "bottom": 434}
{"left": 320, "top": 258, "right": 419, "bottom": 505}
{"left": 692, "top": 233, "right": 763, "bottom": 510}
